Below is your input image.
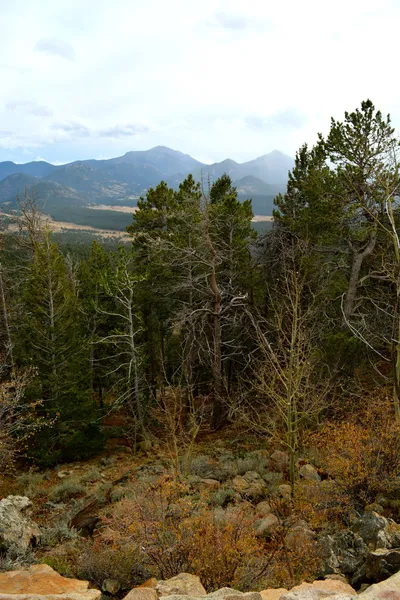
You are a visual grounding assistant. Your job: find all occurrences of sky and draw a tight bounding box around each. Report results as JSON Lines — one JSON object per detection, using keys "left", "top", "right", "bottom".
{"left": 1, "top": 0, "right": 400, "bottom": 165}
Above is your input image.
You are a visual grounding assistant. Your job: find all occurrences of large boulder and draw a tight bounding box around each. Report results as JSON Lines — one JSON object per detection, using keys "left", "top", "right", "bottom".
{"left": 0, "top": 496, "right": 40, "bottom": 552}
{"left": 281, "top": 579, "right": 355, "bottom": 599}
{"left": 208, "top": 592, "right": 261, "bottom": 600}
{"left": 351, "top": 511, "right": 400, "bottom": 549}
{"left": 365, "top": 548, "right": 400, "bottom": 582}
{"left": 358, "top": 568, "right": 400, "bottom": 598}
{"left": 0, "top": 563, "right": 100, "bottom": 599}
{"left": 124, "top": 589, "right": 158, "bottom": 600}
{"left": 260, "top": 591, "right": 288, "bottom": 600}
{"left": 318, "top": 530, "right": 367, "bottom": 577}
{"left": 156, "top": 574, "right": 206, "bottom": 597}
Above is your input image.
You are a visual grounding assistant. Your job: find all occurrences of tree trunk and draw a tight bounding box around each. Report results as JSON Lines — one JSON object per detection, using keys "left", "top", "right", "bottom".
{"left": 343, "top": 229, "right": 377, "bottom": 319}
{"left": 0, "top": 264, "right": 13, "bottom": 371}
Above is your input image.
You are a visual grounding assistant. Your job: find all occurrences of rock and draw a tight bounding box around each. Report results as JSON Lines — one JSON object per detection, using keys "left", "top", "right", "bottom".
{"left": 138, "top": 579, "right": 158, "bottom": 589}
{"left": 208, "top": 591, "right": 262, "bottom": 600}
{"left": 102, "top": 578, "right": 121, "bottom": 594}
{"left": 260, "top": 590, "right": 288, "bottom": 600}
{"left": 156, "top": 573, "right": 206, "bottom": 597}
{"left": 255, "top": 501, "right": 273, "bottom": 517}
{"left": 269, "top": 451, "right": 289, "bottom": 474}
{"left": 299, "top": 464, "right": 321, "bottom": 482}
{"left": 0, "top": 563, "right": 100, "bottom": 599}
{"left": 358, "top": 569, "right": 400, "bottom": 598}
{"left": 255, "top": 514, "right": 279, "bottom": 539}
{"left": 207, "top": 589, "right": 242, "bottom": 597}
{"left": 224, "top": 594, "right": 261, "bottom": 600}
{"left": 0, "top": 496, "right": 40, "bottom": 552}
{"left": 319, "top": 530, "right": 367, "bottom": 576}
{"left": 285, "top": 521, "right": 316, "bottom": 551}
{"left": 232, "top": 471, "right": 266, "bottom": 501}
{"left": 351, "top": 512, "right": 393, "bottom": 549}
{"left": 323, "top": 576, "right": 349, "bottom": 585}
{"left": 281, "top": 579, "right": 355, "bottom": 599}
{"left": 57, "top": 470, "right": 72, "bottom": 479}
{"left": 124, "top": 589, "right": 158, "bottom": 600}
{"left": 201, "top": 479, "right": 220, "bottom": 491}
{"left": 276, "top": 484, "right": 291, "bottom": 501}
{"left": 365, "top": 547, "right": 400, "bottom": 582}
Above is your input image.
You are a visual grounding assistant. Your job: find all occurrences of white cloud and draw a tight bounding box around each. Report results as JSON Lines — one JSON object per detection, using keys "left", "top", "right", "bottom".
{"left": 0, "top": 0, "right": 400, "bottom": 164}
{"left": 34, "top": 37, "right": 76, "bottom": 61}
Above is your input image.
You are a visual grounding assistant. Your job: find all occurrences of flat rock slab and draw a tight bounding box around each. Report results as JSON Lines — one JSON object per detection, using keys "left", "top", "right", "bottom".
{"left": 260, "top": 591, "right": 288, "bottom": 600}
{"left": 124, "top": 589, "right": 158, "bottom": 600}
{"left": 0, "top": 564, "right": 100, "bottom": 599}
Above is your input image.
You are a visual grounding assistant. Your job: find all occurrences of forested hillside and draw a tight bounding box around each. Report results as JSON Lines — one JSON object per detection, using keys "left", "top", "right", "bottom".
{"left": 1, "top": 100, "right": 400, "bottom": 598}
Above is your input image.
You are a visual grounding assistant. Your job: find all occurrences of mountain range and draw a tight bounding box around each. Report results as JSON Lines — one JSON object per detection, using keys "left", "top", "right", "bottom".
{"left": 0, "top": 146, "right": 294, "bottom": 229}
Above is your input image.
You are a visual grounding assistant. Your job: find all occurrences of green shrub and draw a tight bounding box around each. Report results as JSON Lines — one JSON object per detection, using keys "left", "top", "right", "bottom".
{"left": 80, "top": 468, "right": 102, "bottom": 484}
{"left": 40, "top": 519, "right": 78, "bottom": 548}
{"left": 48, "top": 480, "right": 85, "bottom": 503}
{"left": 17, "top": 472, "right": 47, "bottom": 499}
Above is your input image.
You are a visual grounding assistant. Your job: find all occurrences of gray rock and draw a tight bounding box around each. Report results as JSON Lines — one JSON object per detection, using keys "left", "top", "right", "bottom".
{"left": 276, "top": 484, "right": 291, "bottom": 501}
{"left": 351, "top": 511, "right": 400, "bottom": 550}
{"left": 299, "top": 464, "right": 321, "bottom": 482}
{"left": 0, "top": 495, "right": 40, "bottom": 552}
{"left": 255, "top": 514, "right": 279, "bottom": 539}
{"left": 318, "top": 530, "right": 367, "bottom": 576}
{"left": 358, "top": 568, "right": 400, "bottom": 598}
{"left": 102, "top": 578, "right": 121, "bottom": 594}
{"left": 365, "top": 547, "right": 400, "bottom": 582}
{"left": 255, "top": 501, "right": 272, "bottom": 517}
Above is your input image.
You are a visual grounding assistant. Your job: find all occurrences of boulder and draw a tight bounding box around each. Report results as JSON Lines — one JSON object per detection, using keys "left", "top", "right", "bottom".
{"left": 281, "top": 579, "right": 355, "bottom": 599}
{"left": 0, "top": 563, "right": 100, "bottom": 599}
{"left": 255, "top": 501, "right": 272, "bottom": 517}
{"left": 255, "top": 514, "right": 279, "bottom": 539}
{"left": 269, "top": 451, "right": 289, "bottom": 474}
{"left": 358, "top": 569, "right": 400, "bottom": 598}
{"left": 299, "top": 464, "right": 321, "bottom": 482}
{"left": 285, "top": 521, "right": 316, "bottom": 551}
{"left": 156, "top": 574, "right": 206, "bottom": 597}
{"left": 208, "top": 592, "right": 261, "bottom": 600}
{"left": 350, "top": 511, "right": 398, "bottom": 549}
{"left": 260, "top": 590, "right": 288, "bottom": 600}
{"left": 365, "top": 547, "right": 400, "bottom": 582}
{"left": 124, "top": 589, "right": 158, "bottom": 600}
{"left": 102, "top": 578, "right": 121, "bottom": 594}
{"left": 232, "top": 472, "right": 266, "bottom": 501}
{"left": 276, "top": 485, "right": 291, "bottom": 502}
{"left": 318, "top": 530, "right": 367, "bottom": 577}
{"left": 207, "top": 589, "right": 242, "bottom": 597}
{"left": 0, "top": 496, "right": 40, "bottom": 552}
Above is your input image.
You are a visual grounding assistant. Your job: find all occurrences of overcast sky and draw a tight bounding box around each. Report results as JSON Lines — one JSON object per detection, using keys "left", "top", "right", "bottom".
{"left": 1, "top": 0, "right": 399, "bottom": 165}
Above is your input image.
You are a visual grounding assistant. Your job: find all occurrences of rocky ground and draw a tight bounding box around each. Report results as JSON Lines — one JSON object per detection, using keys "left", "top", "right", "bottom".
{"left": 0, "top": 437, "right": 399, "bottom": 599}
